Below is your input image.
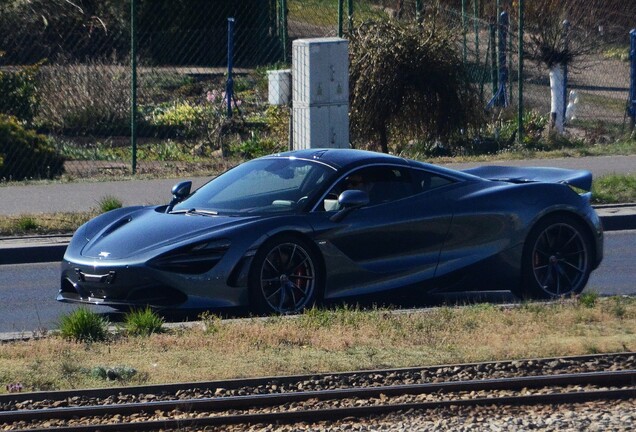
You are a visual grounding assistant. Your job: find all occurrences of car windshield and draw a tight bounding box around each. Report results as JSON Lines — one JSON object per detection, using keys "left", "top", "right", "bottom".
{"left": 173, "top": 157, "right": 335, "bottom": 215}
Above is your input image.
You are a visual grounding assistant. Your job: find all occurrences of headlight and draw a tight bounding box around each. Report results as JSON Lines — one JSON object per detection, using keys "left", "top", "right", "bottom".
{"left": 149, "top": 240, "right": 231, "bottom": 274}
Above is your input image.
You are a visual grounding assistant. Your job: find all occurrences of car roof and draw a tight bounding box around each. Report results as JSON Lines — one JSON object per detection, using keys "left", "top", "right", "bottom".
{"left": 266, "top": 148, "right": 478, "bottom": 181}
{"left": 269, "top": 148, "right": 407, "bottom": 169}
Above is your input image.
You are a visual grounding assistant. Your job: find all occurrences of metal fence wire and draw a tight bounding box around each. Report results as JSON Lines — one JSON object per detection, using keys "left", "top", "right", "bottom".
{"left": 0, "top": 0, "right": 634, "bottom": 182}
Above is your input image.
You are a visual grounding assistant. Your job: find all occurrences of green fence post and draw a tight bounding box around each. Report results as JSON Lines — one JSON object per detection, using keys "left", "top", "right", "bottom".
{"left": 347, "top": 0, "right": 353, "bottom": 34}
{"left": 508, "top": 4, "right": 513, "bottom": 106}
{"left": 227, "top": 18, "right": 235, "bottom": 118}
{"left": 489, "top": 17, "right": 498, "bottom": 96}
{"left": 338, "top": 0, "right": 343, "bottom": 37}
{"left": 416, "top": 0, "right": 423, "bottom": 24}
{"left": 130, "top": 0, "right": 137, "bottom": 175}
{"left": 462, "top": 0, "right": 467, "bottom": 63}
{"left": 496, "top": 0, "right": 500, "bottom": 71}
{"left": 474, "top": 0, "right": 479, "bottom": 64}
{"left": 280, "top": 0, "right": 288, "bottom": 61}
{"left": 517, "top": 0, "right": 524, "bottom": 142}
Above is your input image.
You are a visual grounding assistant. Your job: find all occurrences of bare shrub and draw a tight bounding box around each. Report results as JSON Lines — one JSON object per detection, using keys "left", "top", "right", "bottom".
{"left": 36, "top": 62, "right": 131, "bottom": 135}
{"left": 349, "top": 19, "right": 483, "bottom": 154}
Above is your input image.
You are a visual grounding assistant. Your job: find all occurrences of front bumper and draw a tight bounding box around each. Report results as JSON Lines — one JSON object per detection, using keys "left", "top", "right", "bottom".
{"left": 59, "top": 262, "right": 188, "bottom": 308}
{"left": 59, "top": 257, "right": 251, "bottom": 309}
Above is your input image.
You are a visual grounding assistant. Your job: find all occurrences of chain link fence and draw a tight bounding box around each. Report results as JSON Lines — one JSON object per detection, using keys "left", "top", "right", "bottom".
{"left": 0, "top": 0, "right": 634, "bottom": 182}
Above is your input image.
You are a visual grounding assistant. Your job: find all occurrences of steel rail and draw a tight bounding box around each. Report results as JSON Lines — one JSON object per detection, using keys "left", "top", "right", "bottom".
{"left": 5, "top": 389, "right": 635, "bottom": 432}
{"left": 2, "top": 351, "right": 634, "bottom": 405}
{"left": 3, "top": 370, "right": 635, "bottom": 431}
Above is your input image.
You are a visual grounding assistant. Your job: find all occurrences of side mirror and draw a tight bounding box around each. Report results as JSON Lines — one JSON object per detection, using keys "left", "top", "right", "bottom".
{"left": 171, "top": 181, "right": 192, "bottom": 200}
{"left": 338, "top": 189, "right": 370, "bottom": 208}
{"left": 166, "top": 181, "right": 192, "bottom": 213}
{"left": 330, "top": 190, "right": 369, "bottom": 222}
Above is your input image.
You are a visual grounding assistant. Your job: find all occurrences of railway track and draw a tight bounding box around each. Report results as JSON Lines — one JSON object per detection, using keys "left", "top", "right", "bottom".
{"left": 1, "top": 352, "right": 635, "bottom": 431}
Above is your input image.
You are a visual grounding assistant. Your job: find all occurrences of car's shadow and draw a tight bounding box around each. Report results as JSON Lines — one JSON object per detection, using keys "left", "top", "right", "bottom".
{"left": 98, "top": 291, "right": 520, "bottom": 324}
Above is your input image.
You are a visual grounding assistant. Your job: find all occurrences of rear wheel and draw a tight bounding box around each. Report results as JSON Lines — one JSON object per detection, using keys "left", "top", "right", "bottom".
{"left": 249, "top": 235, "right": 322, "bottom": 315}
{"left": 519, "top": 216, "right": 593, "bottom": 299}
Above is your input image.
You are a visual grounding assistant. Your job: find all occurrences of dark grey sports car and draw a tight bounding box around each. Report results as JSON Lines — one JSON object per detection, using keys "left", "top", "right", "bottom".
{"left": 59, "top": 149, "right": 603, "bottom": 314}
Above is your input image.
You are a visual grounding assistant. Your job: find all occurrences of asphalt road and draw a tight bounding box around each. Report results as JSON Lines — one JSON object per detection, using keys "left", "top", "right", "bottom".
{"left": 0, "top": 154, "right": 634, "bottom": 216}
{"left": 1, "top": 230, "right": 634, "bottom": 335}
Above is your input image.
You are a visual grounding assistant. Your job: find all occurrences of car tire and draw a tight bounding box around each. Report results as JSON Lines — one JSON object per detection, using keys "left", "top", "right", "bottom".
{"left": 517, "top": 215, "right": 593, "bottom": 300}
{"left": 249, "top": 235, "right": 323, "bottom": 315}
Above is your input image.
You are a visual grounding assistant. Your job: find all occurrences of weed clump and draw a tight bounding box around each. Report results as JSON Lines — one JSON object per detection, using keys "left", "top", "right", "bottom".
{"left": 58, "top": 307, "right": 110, "bottom": 343}
{"left": 579, "top": 292, "right": 599, "bottom": 308}
{"left": 124, "top": 307, "right": 164, "bottom": 337}
{"left": 97, "top": 195, "right": 123, "bottom": 213}
{"left": 89, "top": 365, "right": 137, "bottom": 381}
{"left": 14, "top": 216, "right": 38, "bottom": 231}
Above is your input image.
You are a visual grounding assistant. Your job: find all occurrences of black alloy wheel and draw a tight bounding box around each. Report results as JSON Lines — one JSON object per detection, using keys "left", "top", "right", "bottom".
{"left": 250, "top": 235, "right": 322, "bottom": 314}
{"left": 520, "top": 216, "right": 593, "bottom": 299}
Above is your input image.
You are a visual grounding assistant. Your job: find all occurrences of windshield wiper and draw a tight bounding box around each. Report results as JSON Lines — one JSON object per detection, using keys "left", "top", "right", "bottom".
{"left": 169, "top": 208, "right": 218, "bottom": 216}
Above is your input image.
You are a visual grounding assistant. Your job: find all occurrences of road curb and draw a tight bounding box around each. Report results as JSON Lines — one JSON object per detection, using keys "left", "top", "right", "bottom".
{"left": 0, "top": 208, "right": 634, "bottom": 266}
{"left": 593, "top": 204, "right": 636, "bottom": 232}
{"left": 0, "top": 235, "right": 72, "bottom": 265}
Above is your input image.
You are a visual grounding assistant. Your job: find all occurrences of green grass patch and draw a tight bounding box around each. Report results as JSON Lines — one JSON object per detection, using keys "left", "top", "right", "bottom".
{"left": 603, "top": 46, "right": 630, "bottom": 62}
{"left": 57, "top": 308, "right": 110, "bottom": 343}
{"left": 124, "top": 307, "right": 165, "bottom": 337}
{"left": 13, "top": 215, "right": 38, "bottom": 231}
{"left": 572, "top": 92, "right": 627, "bottom": 113}
{"left": 592, "top": 174, "right": 636, "bottom": 204}
{"left": 56, "top": 138, "right": 212, "bottom": 163}
{"left": 288, "top": 0, "right": 388, "bottom": 27}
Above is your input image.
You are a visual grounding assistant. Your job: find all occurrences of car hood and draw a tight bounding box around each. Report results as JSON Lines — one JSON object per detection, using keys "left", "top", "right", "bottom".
{"left": 80, "top": 208, "right": 258, "bottom": 260}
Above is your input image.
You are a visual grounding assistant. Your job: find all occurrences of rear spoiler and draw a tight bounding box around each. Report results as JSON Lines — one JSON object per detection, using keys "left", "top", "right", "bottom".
{"left": 463, "top": 166, "right": 593, "bottom": 192}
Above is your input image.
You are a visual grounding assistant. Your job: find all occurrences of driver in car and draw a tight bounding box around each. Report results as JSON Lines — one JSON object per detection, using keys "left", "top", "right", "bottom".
{"left": 345, "top": 173, "right": 374, "bottom": 194}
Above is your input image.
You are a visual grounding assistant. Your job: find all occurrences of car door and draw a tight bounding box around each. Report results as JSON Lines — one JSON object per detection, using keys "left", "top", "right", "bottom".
{"left": 308, "top": 165, "right": 455, "bottom": 297}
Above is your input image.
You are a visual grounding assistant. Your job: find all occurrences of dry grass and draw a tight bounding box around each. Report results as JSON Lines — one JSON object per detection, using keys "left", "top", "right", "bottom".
{"left": 0, "top": 212, "right": 93, "bottom": 236}
{"left": 1, "top": 297, "right": 635, "bottom": 394}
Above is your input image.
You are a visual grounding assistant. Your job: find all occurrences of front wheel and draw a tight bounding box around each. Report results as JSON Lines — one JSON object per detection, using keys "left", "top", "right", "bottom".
{"left": 249, "top": 235, "right": 323, "bottom": 315}
{"left": 518, "top": 216, "right": 593, "bottom": 300}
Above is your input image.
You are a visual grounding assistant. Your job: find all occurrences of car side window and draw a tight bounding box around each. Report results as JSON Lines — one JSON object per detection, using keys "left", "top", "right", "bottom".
{"left": 320, "top": 166, "right": 417, "bottom": 211}
{"left": 412, "top": 169, "right": 454, "bottom": 193}
{"left": 365, "top": 167, "right": 414, "bottom": 204}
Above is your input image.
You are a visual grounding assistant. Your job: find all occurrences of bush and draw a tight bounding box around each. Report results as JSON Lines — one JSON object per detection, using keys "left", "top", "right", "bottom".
{"left": 229, "top": 133, "right": 286, "bottom": 159}
{"left": 148, "top": 101, "right": 206, "bottom": 138}
{"left": 349, "top": 19, "right": 483, "bottom": 153}
{"left": 58, "top": 308, "right": 110, "bottom": 343}
{"left": 0, "top": 115, "right": 65, "bottom": 181}
{"left": 123, "top": 307, "right": 164, "bottom": 337}
{"left": 0, "top": 65, "right": 40, "bottom": 124}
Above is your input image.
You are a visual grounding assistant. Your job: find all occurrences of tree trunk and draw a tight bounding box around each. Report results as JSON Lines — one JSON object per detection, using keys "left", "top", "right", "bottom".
{"left": 379, "top": 125, "right": 389, "bottom": 154}
{"left": 549, "top": 65, "right": 565, "bottom": 134}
